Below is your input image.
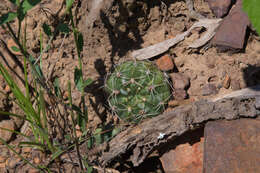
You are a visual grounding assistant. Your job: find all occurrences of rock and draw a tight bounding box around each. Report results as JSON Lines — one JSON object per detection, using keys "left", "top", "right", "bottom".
{"left": 5, "top": 157, "right": 21, "bottom": 169}
{"left": 0, "top": 120, "right": 15, "bottom": 144}
{"left": 170, "top": 73, "right": 190, "bottom": 90}
{"left": 206, "top": 0, "right": 232, "bottom": 18}
{"left": 0, "top": 146, "right": 9, "bottom": 163}
{"left": 160, "top": 130, "right": 204, "bottom": 173}
{"left": 202, "top": 84, "right": 218, "bottom": 96}
{"left": 156, "top": 55, "right": 174, "bottom": 71}
{"left": 7, "top": 39, "right": 22, "bottom": 56}
{"left": 173, "top": 89, "right": 188, "bottom": 100}
{"left": 222, "top": 74, "right": 231, "bottom": 89}
{"left": 204, "top": 119, "right": 260, "bottom": 173}
{"left": 211, "top": 0, "right": 250, "bottom": 51}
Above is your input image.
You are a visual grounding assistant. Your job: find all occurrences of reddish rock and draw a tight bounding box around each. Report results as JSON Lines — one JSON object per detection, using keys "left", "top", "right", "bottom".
{"left": 170, "top": 73, "right": 190, "bottom": 90}
{"left": 160, "top": 137, "right": 204, "bottom": 173}
{"left": 156, "top": 55, "right": 174, "bottom": 71}
{"left": 204, "top": 119, "right": 260, "bottom": 173}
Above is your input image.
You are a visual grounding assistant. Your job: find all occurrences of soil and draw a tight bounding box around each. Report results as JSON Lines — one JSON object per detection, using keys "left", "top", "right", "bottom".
{"left": 0, "top": 0, "right": 260, "bottom": 172}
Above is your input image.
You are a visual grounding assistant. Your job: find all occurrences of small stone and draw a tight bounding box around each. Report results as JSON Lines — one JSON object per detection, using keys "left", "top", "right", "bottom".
{"left": 6, "top": 157, "right": 21, "bottom": 169}
{"left": 170, "top": 73, "right": 190, "bottom": 90}
{"left": 0, "top": 120, "right": 15, "bottom": 144}
{"left": 202, "top": 84, "right": 218, "bottom": 96}
{"left": 7, "top": 39, "right": 22, "bottom": 56}
{"left": 156, "top": 55, "right": 174, "bottom": 71}
{"left": 4, "top": 85, "right": 11, "bottom": 93}
{"left": 173, "top": 89, "right": 188, "bottom": 101}
{"left": 0, "top": 147, "right": 9, "bottom": 163}
{"left": 204, "top": 119, "right": 260, "bottom": 173}
{"left": 33, "top": 157, "right": 41, "bottom": 164}
{"left": 222, "top": 74, "right": 231, "bottom": 89}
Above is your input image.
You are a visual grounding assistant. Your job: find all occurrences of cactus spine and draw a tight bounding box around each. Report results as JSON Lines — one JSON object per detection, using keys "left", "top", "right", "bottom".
{"left": 105, "top": 60, "right": 171, "bottom": 123}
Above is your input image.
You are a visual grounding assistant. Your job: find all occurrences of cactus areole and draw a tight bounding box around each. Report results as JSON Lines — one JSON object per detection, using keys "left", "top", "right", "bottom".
{"left": 105, "top": 60, "right": 171, "bottom": 123}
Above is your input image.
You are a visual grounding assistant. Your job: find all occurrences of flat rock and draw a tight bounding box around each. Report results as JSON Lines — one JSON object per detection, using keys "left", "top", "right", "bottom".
{"left": 211, "top": 0, "right": 250, "bottom": 51}
{"left": 204, "top": 119, "right": 260, "bottom": 173}
{"left": 170, "top": 73, "right": 190, "bottom": 90}
{"left": 0, "top": 120, "right": 15, "bottom": 144}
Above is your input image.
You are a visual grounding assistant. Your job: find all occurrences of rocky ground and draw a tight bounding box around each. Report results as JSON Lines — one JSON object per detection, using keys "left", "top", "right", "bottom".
{"left": 0, "top": 0, "right": 260, "bottom": 172}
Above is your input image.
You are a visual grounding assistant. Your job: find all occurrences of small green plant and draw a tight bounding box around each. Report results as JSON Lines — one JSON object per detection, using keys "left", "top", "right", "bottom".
{"left": 0, "top": 0, "right": 94, "bottom": 172}
{"left": 243, "top": 0, "right": 260, "bottom": 35}
{"left": 105, "top": 60, "right": 171, "bottom": 123}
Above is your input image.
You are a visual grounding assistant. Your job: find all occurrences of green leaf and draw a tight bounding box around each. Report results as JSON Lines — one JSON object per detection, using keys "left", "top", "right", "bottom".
{"left": 11, "top": 46, "right": 20, "bottom": 52}
{"left": 22, "top": 0, "right": 41, "bottom": 13}
{"left": 54, "top": 78, "right": 61, "bottom": 97}
{"left": 87, "top": 166, "right": 93, "bottom": 173}
{"left": 29, "top": 55, "right": 43, "bottom": 78}
{"left": 66, "top": 0, "right": 74, "bottom": 12}
{"left": 243, "top": 0, "right": 260, "bottom": 35}
{"left": 82, "top": 78, "right": 93, "bottom": 88}
{"left": 57, "top": 23, "right": 70, "bottom": 34}
{"left": 94, "top": 128, "right": 102, "bottom": 145}
{"left": 42, "top": 23, "right": 52, "bottom": 37}
{"left": 77, "top": 32, "right": 83, "bottom": 52}
{"left": 8, "top": 0, "right": 19, "bottom": 5}
{"left": 0, "top": 12, "right": 17, "bottom": 25}
{"left": 72, "top": 104, "right": 87, "bottom": 131}
{"left": 74, "top": 67, "right": 83, "bottom": 91}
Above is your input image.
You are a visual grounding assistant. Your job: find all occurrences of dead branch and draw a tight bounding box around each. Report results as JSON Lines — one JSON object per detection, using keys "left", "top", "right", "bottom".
{"left": 100, "top": 96, "right": 259, "bottom": 166}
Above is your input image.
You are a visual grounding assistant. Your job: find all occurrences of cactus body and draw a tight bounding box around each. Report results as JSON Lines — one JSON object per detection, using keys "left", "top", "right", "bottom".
{"left": 105, "top": 61, "right": 171, "bottom": 123}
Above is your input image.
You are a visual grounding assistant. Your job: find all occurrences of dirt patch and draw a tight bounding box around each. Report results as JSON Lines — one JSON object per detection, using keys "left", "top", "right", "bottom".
{"left": 1, "top": 0, "right": 260, "bottom": 172}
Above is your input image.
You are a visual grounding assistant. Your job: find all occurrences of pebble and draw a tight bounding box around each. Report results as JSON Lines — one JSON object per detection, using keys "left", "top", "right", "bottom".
{"left": 156, "top": 55, "right": 174, "bottom": 71}
{"left": 0, "top": 120, "right": 15, "bottom": 144}
{"left": 222, "top": 74, "right": 231, "bottom": 89}
{"left": 170, "top": 73, "right": 190, "bottom": 90}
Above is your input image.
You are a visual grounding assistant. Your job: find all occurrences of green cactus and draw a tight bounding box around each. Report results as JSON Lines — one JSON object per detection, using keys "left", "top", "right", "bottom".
{"left": 105, "top": 60, "right": 171, "bottom": 123}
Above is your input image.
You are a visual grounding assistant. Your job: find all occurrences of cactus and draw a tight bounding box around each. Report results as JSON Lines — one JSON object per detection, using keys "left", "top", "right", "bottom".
{"left": 105, "top": 60, "right": 171, "bottom": 123}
